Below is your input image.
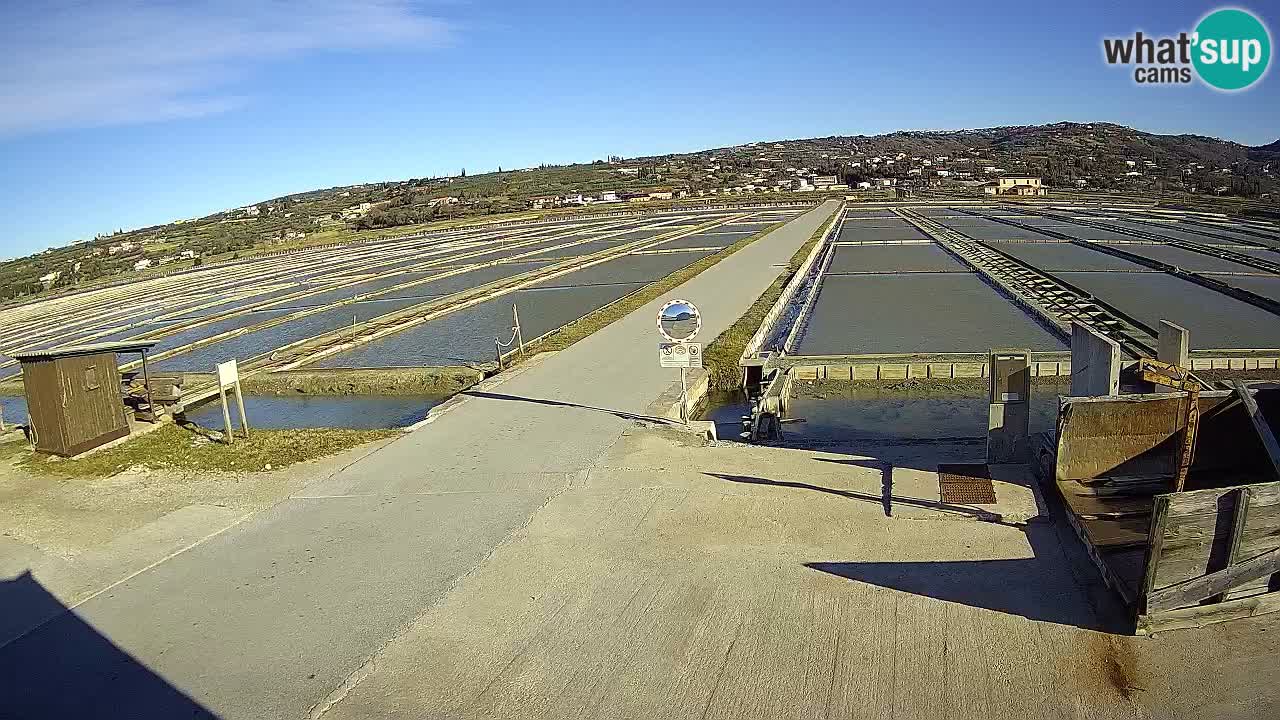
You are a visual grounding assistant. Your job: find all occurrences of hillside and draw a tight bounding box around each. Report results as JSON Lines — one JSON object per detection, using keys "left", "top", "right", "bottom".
{"left": 1250, "top": 138, "right": 1280, "bottom": 159}
{"left": 2, "top": 121, "right": 1277, "bottom": 304}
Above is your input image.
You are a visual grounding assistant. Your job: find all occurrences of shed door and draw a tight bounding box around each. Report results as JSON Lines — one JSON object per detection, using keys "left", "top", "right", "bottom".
{"left": 57, "top": 358, "right": 125, "bottom": 447}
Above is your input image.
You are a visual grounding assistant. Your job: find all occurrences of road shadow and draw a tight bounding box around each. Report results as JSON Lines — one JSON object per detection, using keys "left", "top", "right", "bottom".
{"left": 811, "top": 458, "right": 896, "bottom": 516}
{"left": 705, "top": 471, "right": 1008, "bottom": 524}
{"left": 462, "top": 389, "right": 680, "bottom": 426}
{"left": 804, "top": 537, "right": 1108, "bottom": 632}
{"left": 705, "top": 472, "right": 1123, "bottom": 632}
{"left": 0, "top": 571, "right": 217, "bottom": 719}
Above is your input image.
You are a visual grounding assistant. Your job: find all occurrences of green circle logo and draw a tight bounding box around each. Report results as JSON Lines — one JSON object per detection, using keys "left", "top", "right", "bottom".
{"left": 1193, "top": 8, "right": 1271, "bottom": 90}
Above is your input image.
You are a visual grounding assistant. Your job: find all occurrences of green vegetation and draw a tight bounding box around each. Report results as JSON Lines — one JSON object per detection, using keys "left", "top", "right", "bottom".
{"left": 702, "top": 210, "right": 837, "bottom": 390}
{"left": 0, "top": 438, "right": 27, "bottom": 464}
{"left": 16, "top": 423, "right": 397, "bottom": 478}
{"left": 237, "top": 367, "right": 482, "bottom": 396}
{"left": 5, "top": 121, "right": 1276, "bottom": 311}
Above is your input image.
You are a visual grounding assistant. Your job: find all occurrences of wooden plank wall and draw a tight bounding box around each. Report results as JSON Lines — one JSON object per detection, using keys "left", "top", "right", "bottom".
{"left": 20, "top": 352, "right": 129, "bottom": 457}
{"left": 1054, "top": 393, "right": 1234, "bottom": 483}
{"left": 1055, "top": 389, "right": 1276, "bottom": 484}
{"left": 58, "top": 352, "right": 129, "bottom": 455}
{"left": 1149, "top": 481, "right": 1280, "bottom": 601}
{"left": 20, "top": 359, "right": 67, "bottom": 456}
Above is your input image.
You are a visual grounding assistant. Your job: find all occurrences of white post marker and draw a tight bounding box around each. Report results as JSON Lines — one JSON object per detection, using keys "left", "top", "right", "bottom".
{"left": 513, "top": 303, "right": 525, "bottom": 356}
{"left": 215, "top": 359, "right": 250, "bottom": 444}
{"left": 657, "top": 299, "right": 703, "bottom": 424}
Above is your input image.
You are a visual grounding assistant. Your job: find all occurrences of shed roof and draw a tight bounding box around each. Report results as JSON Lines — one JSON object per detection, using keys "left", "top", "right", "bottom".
{"left": 11, "top": 340, "right": 159, "bottom": 362}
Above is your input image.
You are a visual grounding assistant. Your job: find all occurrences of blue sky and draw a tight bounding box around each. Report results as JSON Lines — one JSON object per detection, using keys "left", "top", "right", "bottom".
{"left": 1, "top": 1, "right": 1276, "bottom": 256}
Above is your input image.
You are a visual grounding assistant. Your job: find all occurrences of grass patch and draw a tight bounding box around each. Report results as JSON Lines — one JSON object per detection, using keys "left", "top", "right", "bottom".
{"left": 702, "top": 209, "right": 839, "bottom": 390}
{"left": 0, "top": 438, "right": 27, "bottom": 464}
{"left": 17, "top": 423, "right": 397, "bottom": 478}
{"left": 238, "top": 367, "right": 482, "bottom": 396}
{"left": 524, "top": 221, "right": 786, "bottom": 355}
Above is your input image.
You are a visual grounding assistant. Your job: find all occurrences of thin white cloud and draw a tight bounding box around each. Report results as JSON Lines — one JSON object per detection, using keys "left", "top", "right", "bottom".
{"left": 0, "top": 1, "right": 453, "bottom": 136}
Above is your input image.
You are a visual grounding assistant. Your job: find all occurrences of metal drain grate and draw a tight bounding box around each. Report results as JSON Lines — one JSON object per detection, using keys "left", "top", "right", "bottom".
{"left": 938, "top": 463, "right": 997, "bottom": 504}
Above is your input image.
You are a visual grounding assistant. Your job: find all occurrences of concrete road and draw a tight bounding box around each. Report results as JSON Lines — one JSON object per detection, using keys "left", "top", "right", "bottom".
{"left": 319, "top": 430, "right": 1280, "bottom": 720}
{"left": 0, "top": 200, "right": 841, "bottom": 719}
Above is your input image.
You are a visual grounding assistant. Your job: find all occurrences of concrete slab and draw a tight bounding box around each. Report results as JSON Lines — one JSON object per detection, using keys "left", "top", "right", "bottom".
{"left": 946, "top": 221, "right": 1059, "bottom": 242}
{"left": 838, "top": 222, "right": 927, "bottom": 242}
{"left": 531, "top": 250, "right": 715, "bottom": 288}
{"left": 655, "top": 233, "right": 742, "bottom": 250}
{"left": 1099, "top": 244, "right": 1265, "bottom": 273}
{"left": 793, "top": 274, "right": 1067, "bottom": 356}
{"left": 1046, "top": 225, "right": 1148, "bottom": 242}
{"left": 156, "top": 298, "right": 426, "bottom": 371}
{"left": 310, "top": 428, "right": 1245, "bottom": 720}
{"left": 313, "top": 282, "right": 647, "bottom": 368}
{"left": 1107, "top": 221, "right": 1264, "bottom": 246}
{"left": 1071, "top": 323, "right": 1121, "bottom": 396}
{"left": 1218, "top": 276, "right": 1280, "bottom": 304}
{"left": 987, "top": 242, "right": 1150, "bottom": 272}
{"left": 0, "top": 490, "right": 560, "bottom": 720}
{"left": 827, "top": 243, "right": 966, "bottom": 273}
{"left": 1231, "top": 247, "right": 1280, "bottom": 263}
{"left": 375, "top": 262, "right": 547, "bottom": 301}
{"left": 1056, "top": 271, "right": 1280, "bottom": 349}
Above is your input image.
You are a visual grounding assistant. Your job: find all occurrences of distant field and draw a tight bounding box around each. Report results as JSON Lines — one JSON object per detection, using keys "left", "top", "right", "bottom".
{"left": 0, "top": 206, "right": 806, "bottom": 390}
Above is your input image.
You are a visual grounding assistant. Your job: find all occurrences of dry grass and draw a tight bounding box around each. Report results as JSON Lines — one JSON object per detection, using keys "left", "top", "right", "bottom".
{"left": 16, "top": 423, "right": 397, "bottom": 478}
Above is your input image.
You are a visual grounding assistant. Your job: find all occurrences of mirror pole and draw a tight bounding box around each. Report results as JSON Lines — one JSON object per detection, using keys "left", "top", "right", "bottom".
{"left": 679, "top": 367, "right": 688, "bottom": 424}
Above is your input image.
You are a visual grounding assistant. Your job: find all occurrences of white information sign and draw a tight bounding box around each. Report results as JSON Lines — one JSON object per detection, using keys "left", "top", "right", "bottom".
{"left": 216, "top": 359, "right": 239, "bottom": 389}
{"left": 659, "top": 342, "right": 703, "bottom": 369}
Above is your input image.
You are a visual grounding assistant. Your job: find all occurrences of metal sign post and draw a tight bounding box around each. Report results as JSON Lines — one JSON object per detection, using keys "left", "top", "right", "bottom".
{"left": 215, "top": 359, "right": 250, "bottom": 444}
{"left": 680, "top": 367, "right": 688, "bottom": 423}
{"left": 657, "top": 299, "right": 703, "bottom": 425}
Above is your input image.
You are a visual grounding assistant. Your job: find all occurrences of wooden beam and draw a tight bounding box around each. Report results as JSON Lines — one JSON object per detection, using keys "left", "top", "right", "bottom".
{"left": 1209, "top": 487, "right": 1252, "bottom": 604}
{"left": 1146, "top": 546, "right": 1280, "bottom": 613}
{"left": 1176, "top": 389, "right": 1199, "bottom": 492}
{"left": 1232, "top": 380, "right": 1280, "bottom": 480}
{"left": 1137, "top": 590, "right": 1280, "bottom": 635}
{"left": 1140, "top": 495, "right": 1170, "bottom": 610}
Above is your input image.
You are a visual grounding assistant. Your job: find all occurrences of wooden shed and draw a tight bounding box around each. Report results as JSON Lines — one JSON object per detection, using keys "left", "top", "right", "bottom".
{"left": 12, "top": 341, "right": 157, "bottom": 457}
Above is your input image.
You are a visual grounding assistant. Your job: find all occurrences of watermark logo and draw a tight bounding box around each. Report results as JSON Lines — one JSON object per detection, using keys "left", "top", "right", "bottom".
{"left": 1102, "top": 7, "right": 1271, "bottom": 90}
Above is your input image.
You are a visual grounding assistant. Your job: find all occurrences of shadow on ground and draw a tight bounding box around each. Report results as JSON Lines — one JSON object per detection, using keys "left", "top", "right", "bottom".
{"left": 0, "top": 571, "right": 216, "bottom": 719}
{"left": 462, "top": 389, "right": 678, "bottom": 426}
{"left": 705, "top": 470, "right": 1004, "bottom": 522}
{"left": 705, "top": 470, "right": 1124, "bottom": 633}
{"left": 804, "top": 529, "right": 1117, "bottom": 632}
